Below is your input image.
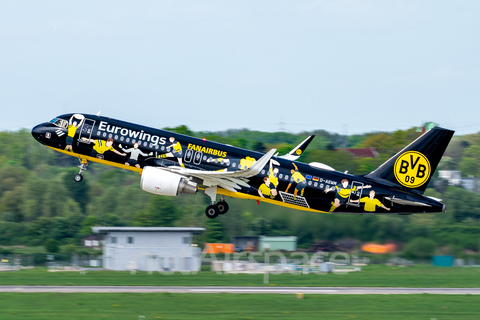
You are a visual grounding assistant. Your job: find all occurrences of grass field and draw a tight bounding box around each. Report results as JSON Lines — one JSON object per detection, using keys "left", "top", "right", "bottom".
{"left": 1, "top": 265, "right": 480, "bottom": 287}
{"left": 0, "top": 293, "right": 479, "bottom": 319}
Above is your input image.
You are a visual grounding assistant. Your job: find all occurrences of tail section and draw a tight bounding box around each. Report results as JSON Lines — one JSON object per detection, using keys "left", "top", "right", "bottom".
{"left": 365, "top": 127, "right": 454, "bottom": 194}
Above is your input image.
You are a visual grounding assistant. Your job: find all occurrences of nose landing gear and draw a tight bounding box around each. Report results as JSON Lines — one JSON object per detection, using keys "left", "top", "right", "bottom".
{"left": 74, "top": 158, "right": 88, "bottom": 182}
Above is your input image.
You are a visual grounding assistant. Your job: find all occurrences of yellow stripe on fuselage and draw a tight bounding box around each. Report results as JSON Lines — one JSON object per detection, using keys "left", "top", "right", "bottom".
{"left": 215, "top": 189, "right": 326, "bottom": 213}
{"left": 50, "top": 146, "right": 326, "bottom": 213}
{"left": 48, "top": 147, "right": 143, "bottom": 173}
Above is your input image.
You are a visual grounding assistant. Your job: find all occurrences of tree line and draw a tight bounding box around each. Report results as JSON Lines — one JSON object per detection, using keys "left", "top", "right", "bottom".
{"left": 0, "top": 126, "right": 480, "bottom": 259}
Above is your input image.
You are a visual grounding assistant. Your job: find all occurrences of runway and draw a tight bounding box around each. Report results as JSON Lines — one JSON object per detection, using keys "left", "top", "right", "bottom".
{"left": 0, "top": 286, "right": 479, "bottom": 294}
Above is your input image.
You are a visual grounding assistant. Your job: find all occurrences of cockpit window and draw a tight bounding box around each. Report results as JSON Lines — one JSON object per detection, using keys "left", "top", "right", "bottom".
{"left": 50, "top": 118, "right": 68, "bottom": 128}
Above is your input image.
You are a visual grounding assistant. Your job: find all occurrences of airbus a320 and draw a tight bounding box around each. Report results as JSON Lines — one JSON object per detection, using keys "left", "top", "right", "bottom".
{"left": 32, "top": 113, "right": 454, "bottom": 218}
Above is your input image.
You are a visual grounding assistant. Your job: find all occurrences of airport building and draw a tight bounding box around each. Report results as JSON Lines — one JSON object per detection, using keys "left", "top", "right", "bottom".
{"left": 231, "top": 235, "right": 298, "bottom": 252}
{"left": 81, "top": 234, "right": 104, "bottom": 250}
{"left": 259, "top": 236, "right": 297, "bottom": 252}
{"left": 231, "top": 236, "right": 259, "bottom": 252}
{"left": 92, "top": 227, "right": 205, "bottom": 272}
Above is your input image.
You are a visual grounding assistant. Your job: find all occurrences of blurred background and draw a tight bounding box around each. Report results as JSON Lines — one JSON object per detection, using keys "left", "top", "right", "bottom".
{"left": 2, "top": 2, "right": 480, "bottom": 316}
{"left": 1, "top": 121, "right": 479, "bottom": 269}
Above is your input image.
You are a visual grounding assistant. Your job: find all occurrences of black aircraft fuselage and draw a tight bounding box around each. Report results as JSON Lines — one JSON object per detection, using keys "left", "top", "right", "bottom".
{"left": 32, "top": 113, "right": 454, "bottom": 218}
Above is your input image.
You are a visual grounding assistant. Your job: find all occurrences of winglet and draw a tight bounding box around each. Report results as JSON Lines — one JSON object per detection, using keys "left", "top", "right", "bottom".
{"left": 278, "top": 135, "right": 315, "bottom": 161}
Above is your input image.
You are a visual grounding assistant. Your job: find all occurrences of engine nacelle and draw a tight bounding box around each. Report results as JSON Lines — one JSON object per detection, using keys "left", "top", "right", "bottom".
{"left": 140, "top": 166, "right": 197, "bottom": 196}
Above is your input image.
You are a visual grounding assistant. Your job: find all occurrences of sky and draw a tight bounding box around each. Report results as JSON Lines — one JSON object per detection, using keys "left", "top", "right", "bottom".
{"left": 1, "top": 1, "right": 479, "bottom": 136}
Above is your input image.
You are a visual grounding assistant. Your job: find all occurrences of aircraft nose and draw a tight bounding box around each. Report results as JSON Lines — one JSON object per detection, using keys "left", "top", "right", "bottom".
{"left": 31, "top": 123, "right": 48, "bottom": 142}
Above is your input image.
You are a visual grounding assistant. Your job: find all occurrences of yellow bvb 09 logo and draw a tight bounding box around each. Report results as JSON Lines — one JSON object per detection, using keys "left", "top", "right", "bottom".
{"left": 296, "top": 149, "right": 302, "bottom": 155}
{"left": 394, "top": 151, "right": 431, "bottom": 188}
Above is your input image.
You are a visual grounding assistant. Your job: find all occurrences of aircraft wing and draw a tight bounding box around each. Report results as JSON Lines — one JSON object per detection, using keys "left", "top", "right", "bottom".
{"left": 278, "top": 135, "right": 314, "bottom": 161}
{"left": 166, "top": 149, "right": 277, "bottom": 192}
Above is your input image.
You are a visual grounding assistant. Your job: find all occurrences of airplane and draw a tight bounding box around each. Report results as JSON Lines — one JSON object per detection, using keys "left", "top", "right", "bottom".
{"left": 32, "top": 113, "right": 454, "bottom": 218}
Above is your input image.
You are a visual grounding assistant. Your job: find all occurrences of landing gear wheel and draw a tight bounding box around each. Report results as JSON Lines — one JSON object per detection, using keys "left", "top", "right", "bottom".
{"left": 75, "top": 158, "right": 88, "bottom": 182}
{"left": 217, "top": 201, "right": 229, "bottom": 215}
{"left": 205, "top": 205, "right": 219, "bottom": 219}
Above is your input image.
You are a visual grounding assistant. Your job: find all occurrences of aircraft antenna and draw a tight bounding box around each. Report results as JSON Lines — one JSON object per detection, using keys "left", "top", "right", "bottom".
{"left": 96, "top": 111, "right": 102, "bottom": 116}
{"left": 279, "top": 117, "right": 286, "bottom": 132}
{"left": 342, "top": 124, "right": 348, "bottom": 148}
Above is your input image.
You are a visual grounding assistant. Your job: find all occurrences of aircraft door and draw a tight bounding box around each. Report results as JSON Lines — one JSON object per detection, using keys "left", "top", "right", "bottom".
{"left": 78, "top": 118, "right": 96, "bottom": 145}
{"left": 347, "top": 181, "right": 364, "bottom": 207}
{"left": 193, "top": 151, "right": 203, "bottom": 165}
{"left": 184, "top": 149, "right": 203, "bottom": 165}
{"left": 184, "top": 149, "right": 194, "bottom": 163}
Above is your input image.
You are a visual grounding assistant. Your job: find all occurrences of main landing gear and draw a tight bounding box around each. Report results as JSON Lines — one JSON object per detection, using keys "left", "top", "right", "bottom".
{"left": 217, "top": 200, "right": 229, "bottom": 215}
{"left": 204, "top": 186, "right": 229, "bottom": 219}
{"left": 74, "top": 158, "right": 88, "bottom": 182}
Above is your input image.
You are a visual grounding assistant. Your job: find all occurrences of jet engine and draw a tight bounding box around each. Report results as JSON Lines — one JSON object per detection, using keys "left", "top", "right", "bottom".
{"left": 140, "top": 166, "right": 197, "bottom": 196}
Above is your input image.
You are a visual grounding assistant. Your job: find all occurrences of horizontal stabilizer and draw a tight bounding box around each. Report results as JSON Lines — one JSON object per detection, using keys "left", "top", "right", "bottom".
{"left": 385, "top": 197, "right": 431, "bottom": 207}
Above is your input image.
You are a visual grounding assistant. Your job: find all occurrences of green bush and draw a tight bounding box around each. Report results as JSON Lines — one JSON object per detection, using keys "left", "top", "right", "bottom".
{"left": 75, "top": 247, "right": 102, "bottom": 256}
{"left": 403, "top": 237, "right": 437, "bottom": 259}
{"left": 60, "top": 244, "right": 77, "bottom": 254}
{"left": 447, "top": 244, "right": 464, "bottom": 258}
{"left": 43, "top": 239, "right": 59, "bottom": 253}
{"left": 460, "top": 236, "right": 479, "bottom": 251}
{"left": 33, "top": 254, "right": 47, "bottom": 266}
{"left": 0, "top": 247, "right": 13, "bottom": 254}
{"left": 0, "top": 222, "right": 27, "bottom": 245}
{"left": 23, "top": 236, "right": 44, "bottom": 247}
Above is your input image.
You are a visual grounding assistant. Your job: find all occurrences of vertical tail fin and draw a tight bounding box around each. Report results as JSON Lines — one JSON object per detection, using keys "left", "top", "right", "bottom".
{"left": 365, "top": 127, "right": 454, "bottom": 194}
